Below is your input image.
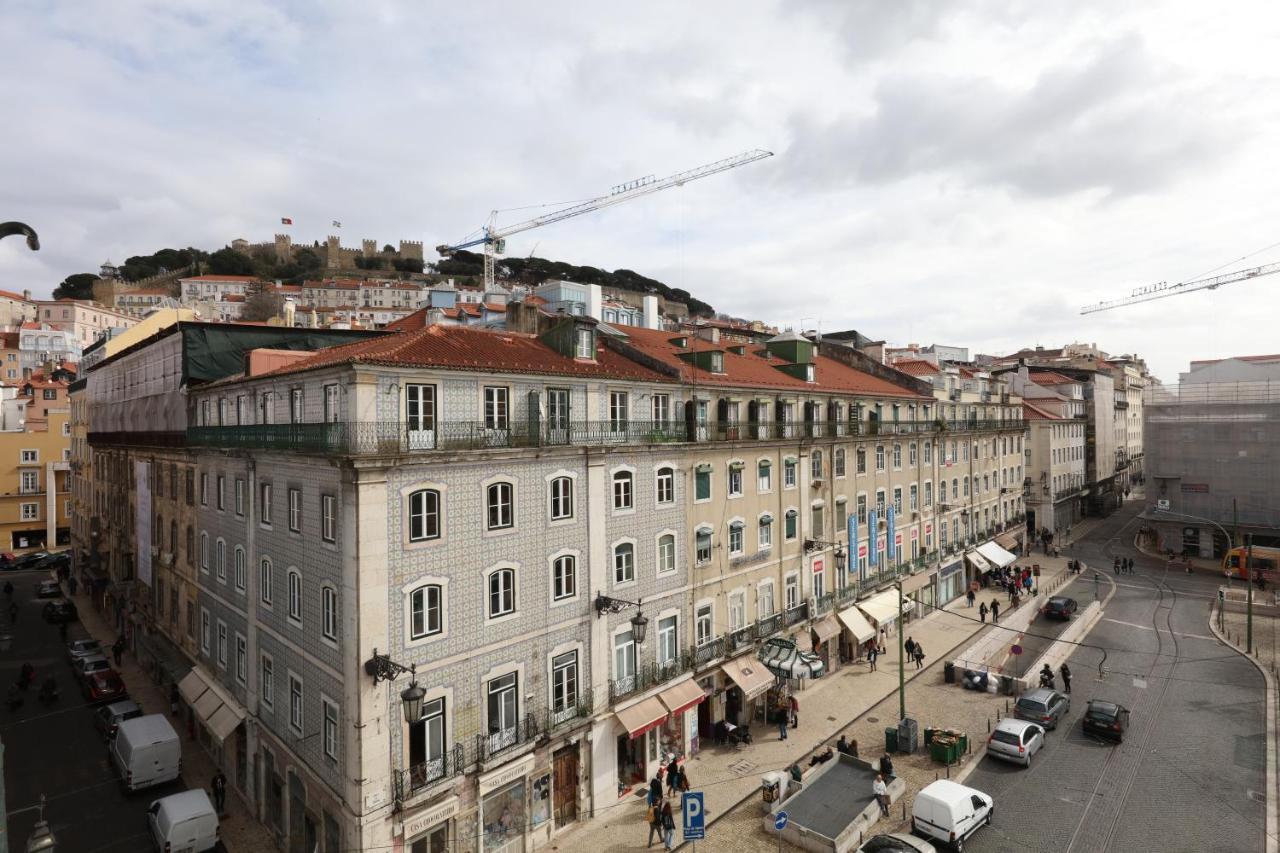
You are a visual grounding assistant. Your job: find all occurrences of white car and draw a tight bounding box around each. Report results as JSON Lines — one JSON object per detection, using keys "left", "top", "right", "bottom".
{"left": 986, "top": 718, "right": 1045, "bottom": 767}
{"left": 912, "top": 780, "right": 994, "bottom": 852}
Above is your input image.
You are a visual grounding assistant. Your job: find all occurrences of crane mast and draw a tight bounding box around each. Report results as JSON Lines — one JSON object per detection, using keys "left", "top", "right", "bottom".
{"left": 1080, "top": 261, "right": 1280, "bottom": 314}
{"left": 436, "top": 149, "right": 774, "bottom": 291}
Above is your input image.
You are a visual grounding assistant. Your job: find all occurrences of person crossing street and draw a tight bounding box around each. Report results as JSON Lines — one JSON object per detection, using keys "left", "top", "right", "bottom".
{"left": 1060, "top": 662, "right": 1072, "bottom": 694}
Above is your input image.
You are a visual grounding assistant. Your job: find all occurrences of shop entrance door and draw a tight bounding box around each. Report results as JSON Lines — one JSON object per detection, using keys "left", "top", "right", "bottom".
{"left": 553, "top": 746, "right": 579, "bottom": 827}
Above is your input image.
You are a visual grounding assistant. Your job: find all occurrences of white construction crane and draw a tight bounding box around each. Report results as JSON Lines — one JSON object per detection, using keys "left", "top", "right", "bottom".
{"left": 435, "top": 149, "right": 774, "bottom": 291}
{"left": 1080, "top": 261, "right": 1280, "bottom": 314}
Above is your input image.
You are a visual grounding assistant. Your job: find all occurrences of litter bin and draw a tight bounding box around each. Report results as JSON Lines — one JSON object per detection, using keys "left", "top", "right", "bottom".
{"left": 930, "top": 736, "right": 955, "bottom": 764}
{"left": 761, "top": 771, "right": 786, "bottom": 808}
{"left": 885, "top": 726, "right": 898, "bottom": 753}
{"left": 944, "top": 661, "right": 956, "bottom": 684}
{"left": 1000, "top": 675, "right": 1015, "bottom": 695}
{"left": 897, "top": 717, "right": 919, "bottom": 753}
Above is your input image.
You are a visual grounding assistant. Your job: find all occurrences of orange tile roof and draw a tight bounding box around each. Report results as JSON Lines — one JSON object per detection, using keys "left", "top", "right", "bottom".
{"left": 0, "top": 289, "right": 31, "bottom": 303}
{"left": 247, "top": 324, "right": 675, "bottom": 384}
{"left": 482, "top": 302, "right": 508, "bottom": 312}
{"left": 19, "top": 321, "right": 40, "bottom": 330}
{"left": 1022, "top": 401, "right": 1061, "bottom": 420}
{"left": 617, "top": 326, "right": 926, "bottom": 398}
{"left": 892, "top": 359, "right": 939, "bottom": 378}
{"left": 384, "top": 309, "right": 430, "bottom": 332}
{"left": 1029, "top": 370, "right": 1077, "bottom": 385}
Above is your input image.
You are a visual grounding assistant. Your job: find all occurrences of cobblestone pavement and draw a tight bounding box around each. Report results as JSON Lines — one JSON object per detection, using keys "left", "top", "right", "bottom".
{"left": 549, "top": 555, "right": 1078, "bottom": 853}
{"left": 69, "top": 583, "right": 274, "bottom": 853}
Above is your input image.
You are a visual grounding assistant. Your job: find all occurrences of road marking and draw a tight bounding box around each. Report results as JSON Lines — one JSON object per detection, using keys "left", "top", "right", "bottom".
{"left": 1133, "top": 677, "right": 1147, "bottom": 688}
{"left": 1101, "top": 617, "right": 1216, "bottom": 641}
{"left": 1111, "top": 580, "right": 1215, "bottom": 600}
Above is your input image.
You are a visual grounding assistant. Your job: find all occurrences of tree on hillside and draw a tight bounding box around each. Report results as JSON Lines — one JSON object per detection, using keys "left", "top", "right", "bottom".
{"left": 52, "top": 273, "right": 99, "bottom": 301}
{"left": 240, "top": 290, "right": 284, "bottom": 322}
{"left": 293, "top": 248, "right": 322, "bottom": 272}
{"left": 207, "top": 247, "right": 257, "bottom": 276}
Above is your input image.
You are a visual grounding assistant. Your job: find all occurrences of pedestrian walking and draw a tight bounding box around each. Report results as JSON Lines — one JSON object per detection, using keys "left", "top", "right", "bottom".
{"left": 867, "top": 644, "right": 878, "bottom": 672}
{"left": 979, "top": 602, "right": 988, "bottom": 623}
{"left": 660, "top": 800, "right": 675, "bottom": 850}
{"left": 1114, "top": 557, "right": 1121, "bottom": 575}
{"left": 1127, "top": 557, "right": 1135, "bottom": 574}
{"left": 991, "top": 600, "right": 1000, "bottom": 623}
{"left": 211, "top": 770, "right": 227, "bottom": 813}
{"left": 112, "top": 637, "right": 125, "bottom": 666}
{"left": 665, "top": 757, "right": 680, "bottom": 796}
{"left": 904, "top": 636, "right": 916, "bottom": 659}
{"left": 648, "top": 774, "right": 663, "bottom": 806}
{"left": 68, "top": 576, "right": 77, "bottom": 596}
{"left": 966, "top": 588, "right": 975, "bottom": 607}
{"left": 913, "top": 644, "right": 925, "bottom": 669}
{"left": 789, "top": 695, "right": 799, "bottom": 729}
{"left": 646, "top": 796, "right": 663, "bottom": 848}
{"left": 1060, "top": 662, "right": 1072, "bottom": 694}
{"left": 873, "top": 774, "right": 890, "bottom": 814}
{"left": 778, "top": 713, "right": 789, "bottom": 740}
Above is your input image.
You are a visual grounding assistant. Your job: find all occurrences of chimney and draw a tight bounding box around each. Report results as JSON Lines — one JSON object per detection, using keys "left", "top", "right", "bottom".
{"left": 22, "top": 289, "right": 31, "bottom": 301}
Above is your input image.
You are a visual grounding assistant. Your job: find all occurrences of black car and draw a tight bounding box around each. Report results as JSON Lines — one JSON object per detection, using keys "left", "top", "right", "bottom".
{"left": 1083, "top": 700, "right": 1130, "bottom": 741}
{"left": 35, "top": 579, "right": 62, "bottom": 598}
{"left": 41, "top": 599, "right": 78, "bottom": 624}
{"left": 1042, "top": 596, "right": 1079, "bottom": 620}
{"left": 10, "top": 551, "right": 51, "bottom": 571}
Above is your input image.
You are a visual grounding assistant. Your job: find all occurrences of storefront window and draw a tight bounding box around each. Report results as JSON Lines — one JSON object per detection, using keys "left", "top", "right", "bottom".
{"left": 660, "top": 711, "right": 685, "bottom": 762}
{"left": 410, "top": 824, "right": 447, "bottom": 853}
{"left": 482, "top": 779, "right": 526, "bottom": 853}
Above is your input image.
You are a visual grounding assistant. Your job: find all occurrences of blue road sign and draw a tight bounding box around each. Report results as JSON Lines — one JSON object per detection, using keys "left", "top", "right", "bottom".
{"left": 682, "top": 791, "right": 705, "bottom": 840}
{"left": 774, "top": 810, "right": 789, "bottom": 831}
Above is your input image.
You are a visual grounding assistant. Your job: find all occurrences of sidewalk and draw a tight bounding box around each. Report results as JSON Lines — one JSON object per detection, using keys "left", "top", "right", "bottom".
{"left": 550, "top": 553, "right": 1076, "bottom": 853}
{"left": 67, "top": 583, "right": 274, "bottom": 853}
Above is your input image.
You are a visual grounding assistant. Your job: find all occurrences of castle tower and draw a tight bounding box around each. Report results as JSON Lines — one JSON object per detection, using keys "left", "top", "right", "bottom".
{"left": 362, "top": 239, "right": 377, "bottom": 258}
{"left": 274, "top": 234, "right": 293, "bottom": 264}
{"left": 399, "top": 240, "right": 424, "bottom": 261}
{"left": 326, "top": 235, "right": 341, "bottom": 270}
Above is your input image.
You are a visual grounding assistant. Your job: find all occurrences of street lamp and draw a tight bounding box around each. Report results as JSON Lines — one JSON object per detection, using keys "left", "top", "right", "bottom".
{"left": 594, "top": 594, "right": 648, "bottom": 644}
{"left": 364, "top": 648, "right": 426, "bottom": 725}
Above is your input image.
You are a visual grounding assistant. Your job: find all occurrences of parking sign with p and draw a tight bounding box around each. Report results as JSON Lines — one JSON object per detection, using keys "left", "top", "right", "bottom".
{"left": 682, "top": 791, "right": 705, "bottom": 840}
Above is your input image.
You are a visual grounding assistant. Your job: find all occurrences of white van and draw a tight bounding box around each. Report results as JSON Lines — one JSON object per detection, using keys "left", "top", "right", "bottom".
{"left": 111, "top": 713, "right": 181, "bottom": 792}
{"left": 147, "top": 789, "right": 219, "bottom": 853}
{"left": 911, "top": 780, "right": 993, "bottom": 852}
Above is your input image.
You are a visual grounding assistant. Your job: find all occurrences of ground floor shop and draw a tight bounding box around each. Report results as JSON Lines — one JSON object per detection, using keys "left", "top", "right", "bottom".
{"left": 593, "top": 677, "right": 704, "bottom": 810}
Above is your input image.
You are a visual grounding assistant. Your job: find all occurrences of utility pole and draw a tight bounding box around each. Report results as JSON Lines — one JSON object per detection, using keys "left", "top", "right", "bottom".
{"left": 1232, "top": 498, "right": 1239, "bottom": 591}
{"left": 1246, "top": 533, "right": 1254, "bottom": 655}
{"left": 897, "top": 580, "right": 906, "bottom": 721}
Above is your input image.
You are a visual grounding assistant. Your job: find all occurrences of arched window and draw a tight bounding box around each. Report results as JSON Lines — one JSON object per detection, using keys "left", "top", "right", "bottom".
{"left": 488, "top": 568, "right": 515, "bottom": 617}
{"left": 409, "top": 584, "right": 442, "bottom": 638}
{"left": 612, "top": 471, "right": 633, "bottom": 510}
{"left": 811, "top": 450, "right": 823, "bottom": 481}
{"left": 655, "top": 467, "right": 675, "bottom": 505}
{"left": 728, "top": 521, "right": 745, "bottom": 555}
{"left": 234, "top": 546, "right": 246, "bottom": 591}
{"left": 486, "top": 482, "right": 513, "bottom": 530}
{"left": 408, "top": 489, "right": 441, "bottom": 541}
{"left": 552, "top": 555, "right": 576, "bottom": 600}
{"left": 549, "top": 477, "right": 573, "bottom": 520}
{"left": 287, "top": 569, "right": 302, "bottom": 623}
{"left": 259, "top": 558, "right": 273, "bottom": 606}
{"left": 656, "top": 534, "right": 676, "bottom": 574}
{"left": 784, "top": 509, "right": 798, "bottom": 540}
{"left": 613, "top": 543, "right": 635, "bottom": 584}
{"left": 215, "top": 539, "right": 226, "bottom": 582}
{"left": 321, "top": 586, "right": 338, "bottom": 641}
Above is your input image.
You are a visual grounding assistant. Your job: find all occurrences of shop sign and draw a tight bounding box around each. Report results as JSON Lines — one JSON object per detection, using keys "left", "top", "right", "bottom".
{"left": 402, "top": 796, "right": 460, "bottom": 839}
{"left": 911, "top": 528, "right": 918, "bottom": 540}
{"left": 925, "top": 523, "right": 933, "bottom": 535}
{"left": 940, "top": 560, "right": 963, "bottom": 578}
{"left": 478, "top": 754, "right": 536, "bottom": 796}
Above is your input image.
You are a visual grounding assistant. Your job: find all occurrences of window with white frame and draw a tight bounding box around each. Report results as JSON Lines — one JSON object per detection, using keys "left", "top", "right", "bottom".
{"left": 608, "top": 391, "right": 628, "bottom": 431}
{"left": 758, "top": 514, "right": 773, "bottom": 549}
{"left": 727, "top": 464, "right": 743, "bottom": 497}
{"left": 924, "top": 441, "right": 933, "bottom": 464}
{"left": 655, "top": 467, "right": 675, "bottom": 505}
{"left": 483, "top": 386, "right": 509, "bottom": 430}
{"left": 892, "top": 443, "right": 902, "bottom": 468}
{"left": 651, "top": 394, "right": 670, "bottom": 425}
{"left": 834, "top": 448, "right": 846, "bottom": 477}
{"left": 695, "top": 604, "right": 713, "bottom": 646}
{"left": 19, "top": 469, "right": 41, "bottom": 493}
{"left": 552, "top": 651, "right": 579, "bottom": 712}
{"left": 289, "top": 389, "right": 304, "bottom": 423}
{"left": 657, "top": 616, "right": 678, "bottom": 665}
{"left": 234, "top": 546, "right": 246, "bottom": 591}
{"left": 552, "top": 555, "right": 576, "bottom": 601}
{"left": 811, "top": 450, "right": 823, "bottom": 481}
{"left": 216, "top": 621, "right": 228, "bottom": 668}
{"left": 20, "top": 503, "right": 37, "bottom": 520}
{"left": 695, "top": 528, "right": 712, "bottom": 564}
{"left": 909, "top": 442, "right": 918, "bottom": 466}
{"left": 488, "top": 567, "right": 515, "bottom": 617}
{"left": 322, "top": 697, "right": 339, "bottom": 760}
{"left": 875, "top": 445, "right": 885, "bottom": 471}
{"left": 613, "top": 631, "right": 636, "bottom": 687}
{"left": 260, "top": 482, "right": 272, "bottom": 525}
{"left": 612, "top": 471, "right": 633, "bottom": 510}
{"left": 784, "top": 574, "right": 798, "bottom": 610}
{"left": 549, "top": 477, "right": 573, "bottom": 521}
{"left": 215, "top": 539, "right": 226, "bottom": 582}
{"left": 409, "top": 489, "right": 441, "bottom": 540}
{"left": 784, "top": 509, "right": 798, "bottom": 540}
{"left": 200, "top": 609, "right": 210, "bottom": 654}
{"left": 322, "top": 585, "right": 338, "bottom": 641}
{"left": 287, "top": 569, "right": 302, "bottom": 623}
{"left": 694, "top": 466, "right": 711, "bottom": 501}
{"left": 259, "top": 558, "right": 273, "bottom": 606}
{"left": 289, "top": 674, "right": 304, "bottom": 733}
{"left": 613, "top": 542, "right": 635, "bottom": 584}
{"left": 486, "top": 482, "right": 513, "bottom": 530}
{"left": 728, "top": 521, "right": 744, "bottom": 555}
{"left": 728, "top": 592, "right": 745, "bottom": 630}
{"left": 235, "top": 634, "right": 247, "bottom": 684}
{"left": 260, "top": 654, "right": 274, "bottom": 709}
{"left": 235, "top": 478, "right": 245, "bottom": 516}
{"left": 657, "top": 534, "right": 676, "bottom": 574}
{"left": 758, "top": 581, "right": 776, "bottom": 617}
{"left": 321, "top": 494, "right": 336, "bottom": 542}
{"left": 757, "top": 460, "right": 772, "bottom": 492}
{"left": 19, "top": 449, "right": 36, "bottom": 463}
{"left": 856, "top": 447, "right": 867, "bottom": 474}
{"left": 910, "top": 484, "right": 918, "bottom": 511}
{"left": 924, "top": 481, "right": 933, "bottom": 507}
{"left": 323, "top": 384, "right": 340, "bottom": 423}
{"left": 200, "top": 473, "right": 208, "bottom": 506}
{"left": 200, "top": 532, "right": 209, "bottom": 571}
{"left": 409, "top": 584, "right": 443, "bottom": 639}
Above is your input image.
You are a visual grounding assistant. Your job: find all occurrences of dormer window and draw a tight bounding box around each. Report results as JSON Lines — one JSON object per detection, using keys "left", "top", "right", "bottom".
{"left": 709, "top": 352, "right": 724, "bottom": 373}
{"left": 805, "top": 364, "right": 815, "bottom": 382}
{"left": 575, "top": 327, "right": 594, "bottom": 359}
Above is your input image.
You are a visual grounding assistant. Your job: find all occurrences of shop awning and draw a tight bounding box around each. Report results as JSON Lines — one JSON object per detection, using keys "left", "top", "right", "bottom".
{"left": 812, "top": 615, "right": 841, "bottom": 644}
{"left": 758, "top": 638, "right": 826, "bottom": 679}
{"left": 657, "top": 679, "right": 705, "bottom": 717}
{"left": 977, "top": 541, "right": 1018, "bottom": 568}
{"left": 720, "top": 655, "right": 775, "bottom": 700}
{"left": 176, "top": 667, "right": 246, "bottom": 743}
{"left": 615, "top": 697, "right": 668, "bottom": 740}
{"left": 995, "top": 533, "right": 1019, "bottom": 551}
{"left": 965, "top": 550, "right": 992, "bottom": 573}
{"left": 837, "top": 606, "right": 876, "bottom": 643}
{"left": 857, "top": 590, "right": 907, "bottom": 627}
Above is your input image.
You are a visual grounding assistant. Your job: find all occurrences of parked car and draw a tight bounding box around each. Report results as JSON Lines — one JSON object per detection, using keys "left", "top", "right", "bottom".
{"left": 67, "top": 638, "right": 104, "bottom": 665}
{"left": 41, "top": 599, "right": 78, "bottom": 624}
{"left": 35, "top": 579, "right": 61, "bottom": 598}
{"left": 911, "top": 780, "right": 993, "bottom": 852}
{"left": 95, "top": 699, "right": 144, "bottom": 740}
{"left": 84, "top": 669, "right": 128, "bottom": 704}
{"left": 857, "top": 833, "right": 937, "bottom": 852}
{"left": 42, "top": 553, "right": 70, "bottom": 572}
{"left": 74, "top": 654, "right": 113, "bottom": 684}
{"left": 147, "top": 789, "right": 219, "bottom": 852}
{"left": 1042, "top": 596, "right": 1078, "bottom": 620}
{"left": 1083, "top": 700, "right": 1131, "bottom": 742}
{"left": 12, "top": 551, "right": 51, "bottom": 570}
{"left": 986, "top": 718, "right": 1045, "bottom": 767}
{"left": 1013, "top": 687, "right": 1070, "bottom": 730}
{"left": 111, "top": 713, "right": 181, "bottom": 792}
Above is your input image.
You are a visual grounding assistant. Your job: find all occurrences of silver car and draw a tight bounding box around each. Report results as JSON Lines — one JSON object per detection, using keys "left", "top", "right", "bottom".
{"left": 987, "top": 718, "right": 1045, "bottom": 767}
{"left": 1014, "top": 687, "right": 1070, "bottom": 730}
{"left": 67, "top": 638, "right": 103, "bottom": 665}
{"left": 75, "top": 654, "right": 112, "bottom": 683}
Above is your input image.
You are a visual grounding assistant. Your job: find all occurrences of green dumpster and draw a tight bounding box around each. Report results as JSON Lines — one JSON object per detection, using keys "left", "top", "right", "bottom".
{"left": 885, "top": 726, "right": 899, "bottom": 753}
{"left": 930, "top": 736, "right": 954, "bottom": 763}
{"left": 923, "top": 727, "right": 936, "bottom": 747}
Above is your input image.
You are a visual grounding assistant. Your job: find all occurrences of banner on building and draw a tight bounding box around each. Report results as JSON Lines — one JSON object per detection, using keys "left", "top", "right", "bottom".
{"left": 886, "top": 506, "right": 896, "bottom": 563}
{"left": 867, "top": 510, "right": 878, "bottom": 568}
{"left": 135, "top": 460, "right": 152, "bottom": 586}
{"left": 848, "top": 511, "right": 859, "bottom": 580}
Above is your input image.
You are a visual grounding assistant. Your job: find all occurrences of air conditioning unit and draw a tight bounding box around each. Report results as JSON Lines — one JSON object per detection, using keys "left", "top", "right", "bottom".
{"left": 811, "top": 478, "right": 824, "bottom": 488}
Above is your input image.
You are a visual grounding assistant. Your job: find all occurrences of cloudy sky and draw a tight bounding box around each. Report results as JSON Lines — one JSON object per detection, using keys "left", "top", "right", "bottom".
{"left": 3, "top": 0, "right": 1279, "bottom": 381}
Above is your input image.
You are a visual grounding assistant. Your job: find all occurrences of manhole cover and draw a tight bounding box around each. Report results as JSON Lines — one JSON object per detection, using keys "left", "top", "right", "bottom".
{"left": 867, "top": 717, "right": 879, "bottom": 723}
{"left": 728, "top": 759, "right": 757, "bottom": 775}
